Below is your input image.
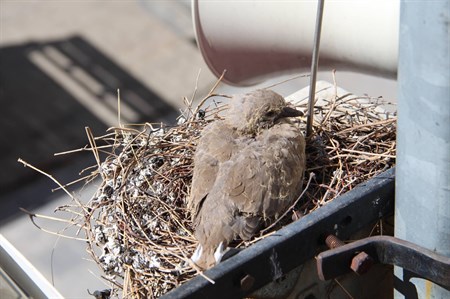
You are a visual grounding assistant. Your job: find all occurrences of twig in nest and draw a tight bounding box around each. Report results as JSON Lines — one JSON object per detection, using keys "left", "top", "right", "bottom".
{"left": 17, "top": 158, "right": 88, "bottom": 214}
{"left": 85, "top": 126, "right": 101, "bottom": 169}
{"left": 19, "top": 208, "right": 87, "bottom": 241}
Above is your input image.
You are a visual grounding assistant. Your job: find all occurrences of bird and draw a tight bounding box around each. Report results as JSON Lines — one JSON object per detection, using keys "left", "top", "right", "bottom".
{"left": 188, "top": 89, "right": 306, "bottom": 269}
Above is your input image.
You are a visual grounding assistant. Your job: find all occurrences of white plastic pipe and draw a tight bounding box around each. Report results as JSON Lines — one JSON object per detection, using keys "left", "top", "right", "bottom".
{"left": 192, "top": 0, "right": 400, "bottom": 86}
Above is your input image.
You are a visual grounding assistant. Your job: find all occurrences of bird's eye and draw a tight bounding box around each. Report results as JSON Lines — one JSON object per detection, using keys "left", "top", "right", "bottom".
{"left": 265, "top": 111, "right": 277, "bottom": 118}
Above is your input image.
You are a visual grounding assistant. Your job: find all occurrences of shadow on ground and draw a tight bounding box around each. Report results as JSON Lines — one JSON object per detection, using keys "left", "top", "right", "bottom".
{"left": 0, "top": 35, "right": 178, "bottom": 224}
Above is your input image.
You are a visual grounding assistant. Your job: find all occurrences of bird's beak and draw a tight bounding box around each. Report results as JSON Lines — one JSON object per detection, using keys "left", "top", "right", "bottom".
{"left": 278, "top": 106, "right": 304, "bottom": 119}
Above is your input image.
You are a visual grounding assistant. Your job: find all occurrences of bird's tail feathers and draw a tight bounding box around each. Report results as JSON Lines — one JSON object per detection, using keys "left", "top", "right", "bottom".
{"left": 191, "top": 242, "right": 230, "bottom": 270}
{"left": 232, "top": 215, "right": 260, "bottom": 241}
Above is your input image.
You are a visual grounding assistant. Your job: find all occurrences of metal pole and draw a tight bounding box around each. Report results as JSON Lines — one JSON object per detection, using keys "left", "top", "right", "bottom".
{"left": 395, "top": 1, "right": 450, "bottom": 298}
{"left": 306, "top": 0, "right": 325, "bottom": 138}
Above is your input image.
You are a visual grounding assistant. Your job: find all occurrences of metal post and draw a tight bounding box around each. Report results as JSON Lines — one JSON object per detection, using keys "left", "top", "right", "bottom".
{"left": 306, "top": 0, "right": 325, "bottom": 138}
{"left": 395, "top": 1, "right": 450, "bottom": 298}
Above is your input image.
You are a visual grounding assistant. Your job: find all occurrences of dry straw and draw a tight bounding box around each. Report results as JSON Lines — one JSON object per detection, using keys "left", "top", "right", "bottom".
{"left": 19, "top": 75, "right": 396, "bottom": 298}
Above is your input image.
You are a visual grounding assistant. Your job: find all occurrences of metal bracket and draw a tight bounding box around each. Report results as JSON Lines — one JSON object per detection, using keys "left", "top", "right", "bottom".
{"left": 162, "top": 168, "right": 395, "bottom": 299}
{"left": 316, "top": 235, "right": 450, "bottom": 290}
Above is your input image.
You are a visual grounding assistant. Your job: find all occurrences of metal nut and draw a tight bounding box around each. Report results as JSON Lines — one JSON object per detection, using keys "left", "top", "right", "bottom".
{"left": 324, "top": 235, "right": 374, "bottom": 276}
{"left": 351, "top": 251, "right": 374, "bottom": 275}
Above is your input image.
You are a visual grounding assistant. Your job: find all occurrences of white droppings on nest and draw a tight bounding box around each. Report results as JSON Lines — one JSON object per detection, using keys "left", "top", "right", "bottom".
{"left": 177, "top": 116, "right": 186, "bottom": 125}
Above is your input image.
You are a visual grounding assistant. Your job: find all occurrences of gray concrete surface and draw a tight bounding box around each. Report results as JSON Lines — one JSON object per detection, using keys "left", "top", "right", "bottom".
{"left": 0, "top": 1, "right": 397, "bottom": 298}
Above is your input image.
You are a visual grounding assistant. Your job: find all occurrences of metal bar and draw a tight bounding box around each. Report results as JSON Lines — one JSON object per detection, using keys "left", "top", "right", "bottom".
{"left": 0, "top": 234, "right": 64, "bottom": 299}
{"left": 306, "top": 0, "right": 325, "bottom": 137}
{"left": 162, "top": 168, "right": 395, "bottom": 299}
{"left": 317, "top": 235, "right": 450, "bottom": 290}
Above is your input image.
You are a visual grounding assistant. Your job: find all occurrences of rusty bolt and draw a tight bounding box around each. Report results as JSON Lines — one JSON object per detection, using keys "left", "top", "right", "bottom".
{"left": 324, "top": 234, "right": 374, "bottom": 275}
{"left": 351, "top": 251, "right": 374, "bottom": 275}
{"left": 324, "top": 234, "right": 345, "bottom": 249}
{"left": 240, "top": 274, "right": 255, "bottom": 291}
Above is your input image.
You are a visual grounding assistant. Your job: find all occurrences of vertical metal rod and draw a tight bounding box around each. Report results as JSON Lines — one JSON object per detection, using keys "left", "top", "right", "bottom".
{"left": 306, "top": 0, "right": 325, "bottom": 137}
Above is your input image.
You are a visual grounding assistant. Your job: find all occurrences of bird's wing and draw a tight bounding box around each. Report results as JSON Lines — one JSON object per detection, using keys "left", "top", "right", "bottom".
{"left": 188, "top": 121, "right": 237, "bottom": 223}
{"left": 223, "top": 124, "right": 306, "bottom": 239}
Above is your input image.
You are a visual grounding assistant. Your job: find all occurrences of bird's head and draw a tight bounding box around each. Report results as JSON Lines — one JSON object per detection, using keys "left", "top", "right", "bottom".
{"left": 226, "top": 89, "right": 303, "bottom": 135}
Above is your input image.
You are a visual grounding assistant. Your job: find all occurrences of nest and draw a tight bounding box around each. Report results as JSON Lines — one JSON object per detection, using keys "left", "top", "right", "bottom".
{"left": 20, "top": 78, "right": 396, "bottom": 298}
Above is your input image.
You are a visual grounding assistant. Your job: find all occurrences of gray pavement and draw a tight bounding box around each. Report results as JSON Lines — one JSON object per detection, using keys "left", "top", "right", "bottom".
{"left": 0, "top": 1, "right": 396, "bottom": 298}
